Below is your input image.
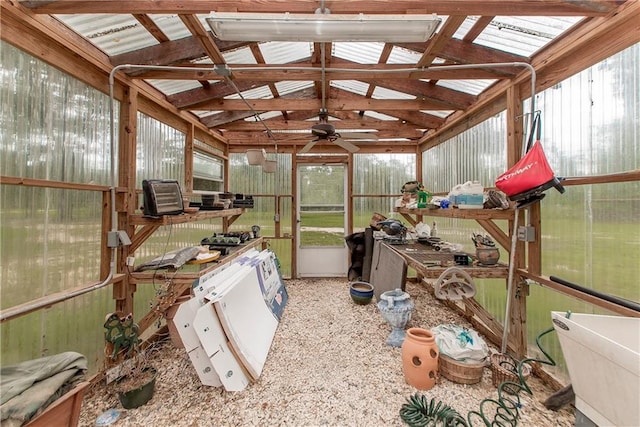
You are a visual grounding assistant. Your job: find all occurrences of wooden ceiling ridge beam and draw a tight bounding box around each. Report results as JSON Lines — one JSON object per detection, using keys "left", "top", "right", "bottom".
{"left": 23, "top": 1, "right": 621, "bottom": 16}
{"left": 418, "top": 0, "right": 638, "bottom": 150}
{"left": 0, "top": 1, "right": 226, "bottom": 145}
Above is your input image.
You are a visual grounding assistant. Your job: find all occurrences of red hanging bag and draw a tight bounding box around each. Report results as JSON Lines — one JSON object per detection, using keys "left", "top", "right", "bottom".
{"left": 495, "top": 112, "right": 564, "bottom": 204}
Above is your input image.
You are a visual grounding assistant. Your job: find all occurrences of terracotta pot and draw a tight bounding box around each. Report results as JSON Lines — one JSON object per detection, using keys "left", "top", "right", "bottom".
{"left": 476, "top": 247, "right": 500, "bottom": 265}
{"left": 401, "top": 328, "right": 439, "bottom": 390}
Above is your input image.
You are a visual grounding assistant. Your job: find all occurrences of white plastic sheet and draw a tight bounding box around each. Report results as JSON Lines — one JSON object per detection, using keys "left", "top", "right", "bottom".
{"left": 432, "top": 324, "right": 488, "bottom": 362}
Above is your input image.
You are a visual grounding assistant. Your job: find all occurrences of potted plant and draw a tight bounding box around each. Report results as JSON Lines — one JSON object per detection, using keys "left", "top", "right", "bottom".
{"left": 112, "top": 351, "right": 158, "bottom": 409}
{"left": 103, "top": 312, "right": 159, "bottom": 409}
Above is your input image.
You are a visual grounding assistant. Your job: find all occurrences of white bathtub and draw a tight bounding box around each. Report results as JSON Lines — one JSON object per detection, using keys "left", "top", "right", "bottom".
{"left": 551, "top": 311, "right": 640, "bottom": 427}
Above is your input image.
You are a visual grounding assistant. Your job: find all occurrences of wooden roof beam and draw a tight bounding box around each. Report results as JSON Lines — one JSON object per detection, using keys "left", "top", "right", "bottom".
{"left": 111, "top": 35, "right": 250, "bottom": 68}
{"left": 179, "top": 14, "right": 226, "bottom": 65}
{"left": 220, "top": 119, "right": 418, "bottom": 132}
{"left": 134, "top": 63, "right": 505, "bottom": 81}
{"left": 24, "top": 1, "right": 623, "bottom": 16}
{"left": 418, "top": 15, "right": 467, "bottom": 68}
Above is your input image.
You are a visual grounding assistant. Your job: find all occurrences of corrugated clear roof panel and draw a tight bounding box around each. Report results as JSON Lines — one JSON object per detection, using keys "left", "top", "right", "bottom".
{"left": 145, "top": 80, "right": 202, "bottom": 96}
{"left": 225, "top": 86, "right": 273, "bottom": 99}
{"left": 470, "top": 16, "right": 581, "bottom": 57}
{"left": 223, "top": 47, "right": 257, "bottom": 64}
{"left": 363, "top": 111, "right": 400, "bottom": 121}
{"left": 436, "top": 79, "right": 496, "bottom": 96}
{"left": 192, "top": 111, "right": 222, "bottom": 118}
{"left": 55, "top": 14, "right": 158, "bottom": 56}
{"left": 330, "top": 80, "right": 370, "bottom": 96}
{"left": 274, "top": 81, "right": 314, "bottom": 96}
{"left": 334, "top": 42, "right": 384, "bottom": 64}
{"left": 372, "top": 86, "right": 416, "bottom": 100}
{"left": 421, "top": 110, "right": 454, "bottom": 119}
{"left": 259, "top": 42, "right": 313, "bottom": 64}
{"left": 387, "top": 46, "right": 423, "bottom": 64}
{"left": 145, "top": 14, "right": 192, "bottom": 40}
{"left": 252, "top": 111, "right": 283, "bottom": 121}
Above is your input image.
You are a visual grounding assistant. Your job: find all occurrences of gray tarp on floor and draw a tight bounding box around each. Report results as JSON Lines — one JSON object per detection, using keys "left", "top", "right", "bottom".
{"left": 1, "top": 351, "right": 87, "bottom": 426}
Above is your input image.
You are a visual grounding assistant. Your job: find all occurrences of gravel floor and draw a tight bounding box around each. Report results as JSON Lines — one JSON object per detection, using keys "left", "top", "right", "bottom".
{"left": 79, "top": 279, "right": 575, "bottom": 426}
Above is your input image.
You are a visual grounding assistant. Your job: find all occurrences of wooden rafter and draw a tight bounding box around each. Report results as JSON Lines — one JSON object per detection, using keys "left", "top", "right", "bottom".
{"left": 23, "top": 1, "right": 622, "bottom": 16}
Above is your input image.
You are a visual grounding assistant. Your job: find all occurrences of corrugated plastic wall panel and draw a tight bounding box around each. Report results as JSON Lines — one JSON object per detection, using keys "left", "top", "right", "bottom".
{"left": 0, "top": 43, "right": 117, "bottom": 373}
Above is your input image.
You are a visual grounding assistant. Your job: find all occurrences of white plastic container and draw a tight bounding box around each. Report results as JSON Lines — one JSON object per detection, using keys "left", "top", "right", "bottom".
{"left": 457, "top": 181, "right": 484, "bottom": 209}
{"left": 551, "top": 312, "right": 640, "bottom": 427}
{"left": 448, "top": 184, "right": 464, "bottom": 206}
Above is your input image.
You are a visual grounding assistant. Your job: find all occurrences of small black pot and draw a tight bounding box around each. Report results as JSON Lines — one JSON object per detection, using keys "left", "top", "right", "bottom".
{"left": 117, "top": 367, "right": 157, "bottom": 409}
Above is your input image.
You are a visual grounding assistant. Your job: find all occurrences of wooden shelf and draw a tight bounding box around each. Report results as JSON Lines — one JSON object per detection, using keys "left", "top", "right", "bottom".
{"left": 130, "top": 208, "right": 245, "bottom": 226}
{"left": 384, "top": 242, "right": 509, "bottom": 279}
{"left": 394, "top": 206, "right": 515, "bottom": 251}
{"left": 130, "top": 237, "right": 264, "bottom": 284}
{"left": 394, "top": 207, "right": 514, "bottom": 221}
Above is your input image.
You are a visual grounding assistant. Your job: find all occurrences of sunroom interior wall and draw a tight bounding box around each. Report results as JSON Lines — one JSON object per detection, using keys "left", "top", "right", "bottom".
{"left": 0, "top": 42, "right": 117, "bottom": 372}
{"left": 353, "top": 153, "right": 416, "bottom": 229}
{"left": 227, "top": 152, "right": 293, "bottom": 275}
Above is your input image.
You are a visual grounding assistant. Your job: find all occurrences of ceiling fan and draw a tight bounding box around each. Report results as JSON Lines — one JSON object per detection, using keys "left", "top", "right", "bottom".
{"left": 296, "top": 110, "right": 378, "bottom": 153}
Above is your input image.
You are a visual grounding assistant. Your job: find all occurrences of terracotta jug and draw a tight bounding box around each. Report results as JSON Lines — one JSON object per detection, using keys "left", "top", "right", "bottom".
{"left": 401, "top": 328, "right": 439, "bottom": 390}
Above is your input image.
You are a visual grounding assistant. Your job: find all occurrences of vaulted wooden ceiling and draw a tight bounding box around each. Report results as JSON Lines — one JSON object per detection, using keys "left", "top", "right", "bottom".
{"left": 5, "top": 0, "right": 639, "bottom": 154}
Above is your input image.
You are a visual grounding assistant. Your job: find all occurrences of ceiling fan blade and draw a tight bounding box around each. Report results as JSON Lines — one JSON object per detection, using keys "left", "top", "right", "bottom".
{"left": 337, "top": 132, "right": 378, "bottom": 140}
{"left": 299, "top": 138, "right": 320, "bottom": 154}
{"left": 332, "top": 138, "right": 360, "bottom": 153}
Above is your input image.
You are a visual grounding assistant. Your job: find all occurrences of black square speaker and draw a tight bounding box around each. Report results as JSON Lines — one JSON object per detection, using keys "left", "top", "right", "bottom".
{"left": 142, "top": 179, "right": 184, "bottom": 217}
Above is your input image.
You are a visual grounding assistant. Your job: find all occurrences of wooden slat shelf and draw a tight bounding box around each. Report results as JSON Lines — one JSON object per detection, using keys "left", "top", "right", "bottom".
{"left": 385, "top": 243, "right": 509, "bottom": 279}
{"left": 129, "top": 208, "right": 245, "bottom": 225}
{"left": 130, "top": 237, "right": 264, "bottom": 284}
{"left": 394, "top": 206, "right": 515, "bottom": 221}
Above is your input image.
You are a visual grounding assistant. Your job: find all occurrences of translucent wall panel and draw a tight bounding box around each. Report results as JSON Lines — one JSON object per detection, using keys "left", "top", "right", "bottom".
{"left": 228, "top": 152, "right": 293, "bottom": 276}
{"left": 422, "top": 112, "right": 507, "bottom": 252}
{"left": 0, "top": 43, "right": 115, "bottom": 373}
{"left": 422, "top": 43, "right": 639, "bottom": 380}
{"left": 136, "top": 112, "right": 185, "bottom": 188}
{"left": 353, "top": 153, "right": 416, "bottom": 230}
{"left": 0, "top": 286, "right": 114, "bottom": 373}
{"left": 530, "top": 43, "right": 640, "bottom": 303}
{"left": 0, "top": 42, "right": 114, "bottom": 185}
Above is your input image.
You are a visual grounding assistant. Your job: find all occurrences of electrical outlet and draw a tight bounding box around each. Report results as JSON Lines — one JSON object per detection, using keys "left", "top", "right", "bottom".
{"left": 517, "top": 226, "right": 535, "bottom": 242}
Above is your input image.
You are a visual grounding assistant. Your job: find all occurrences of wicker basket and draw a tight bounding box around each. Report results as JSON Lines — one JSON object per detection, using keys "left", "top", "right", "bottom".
{"left": 490, "top": 353, "right": 531, "bottom": 394}
{"left": 439, "top": 354, "right": 486, "bottom": 384}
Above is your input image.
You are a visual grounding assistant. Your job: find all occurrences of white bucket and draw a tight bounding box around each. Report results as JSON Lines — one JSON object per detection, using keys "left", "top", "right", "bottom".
{"left": 246, "top": 149, "right": 266, "bottom": 165}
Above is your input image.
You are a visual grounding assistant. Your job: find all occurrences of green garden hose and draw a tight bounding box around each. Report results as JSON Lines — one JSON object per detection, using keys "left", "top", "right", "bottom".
{"left": 400, "top": 326, "right": 557, "bottom": 427}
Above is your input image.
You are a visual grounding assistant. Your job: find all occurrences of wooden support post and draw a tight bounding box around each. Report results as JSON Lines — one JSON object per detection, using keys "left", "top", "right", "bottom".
{"left": 115, "top": 85, "right": 138, "bottom": 316}
{"left": 291, "top": 153, "right": 298, "bottom": 278}
{"left": 184, "top": 123, "right": 194, "bottom": 194}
